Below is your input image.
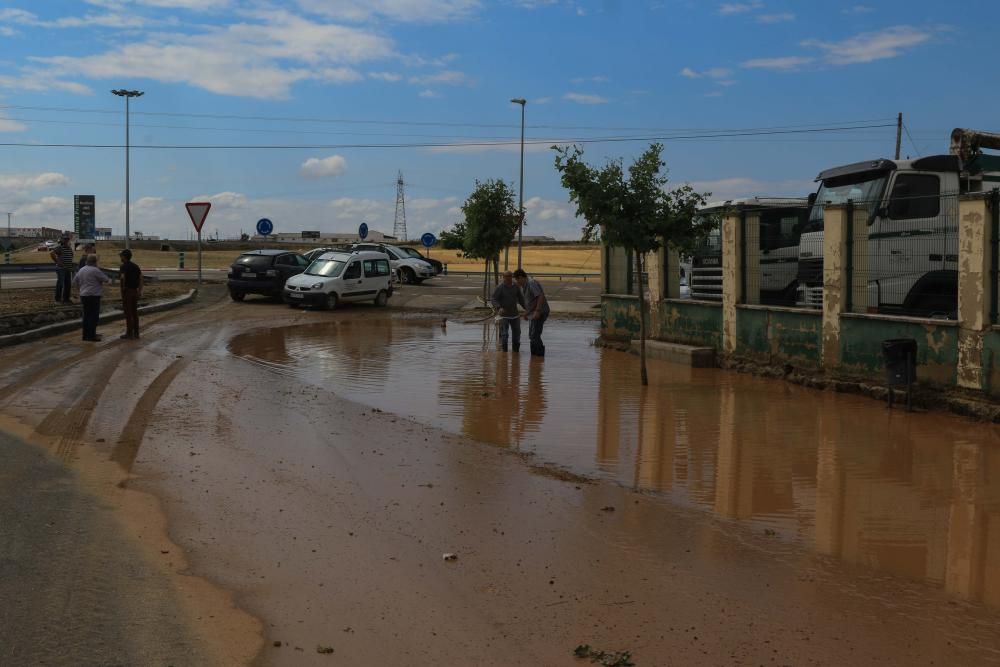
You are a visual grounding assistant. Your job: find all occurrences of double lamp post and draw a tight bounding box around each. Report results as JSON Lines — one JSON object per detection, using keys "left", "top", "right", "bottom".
{"left": 111, "top": 89, "right": 143, "bottom": 250}
{"left": 508, "top": 97, "right": 526, "bottom": 271}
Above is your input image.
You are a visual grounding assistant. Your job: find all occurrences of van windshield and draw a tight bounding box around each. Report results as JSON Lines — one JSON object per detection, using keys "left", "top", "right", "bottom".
{"left": 305, "top": 259, "right": 346, "bottom": 277}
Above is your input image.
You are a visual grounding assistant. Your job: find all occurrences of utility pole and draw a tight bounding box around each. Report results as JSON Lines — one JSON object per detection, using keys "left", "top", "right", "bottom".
{"left": 393, "top": 171, "right": 408, "bottom": 241}
{"left": 511, "top": 98, "right": 527, "bottom": 270}
{"left": 112, "top": 89, "right": 144, "bottom": 250}
{"left": 895, "top": 112, "right": 903, "bottom": 160}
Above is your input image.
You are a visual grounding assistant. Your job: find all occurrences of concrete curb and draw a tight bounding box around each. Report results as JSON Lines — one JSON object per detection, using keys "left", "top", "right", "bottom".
{"left": 0, "top": 288, "right": 198, "bottom": 348}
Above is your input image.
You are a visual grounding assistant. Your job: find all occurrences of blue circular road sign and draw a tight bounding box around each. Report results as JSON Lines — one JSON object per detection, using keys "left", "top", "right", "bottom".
{"left": 256, "top": 218, "right": 274, "bottom": 236}
{"left": 359, "top": 222, "right": 369, "bottom": 240}
{"left": 421, "top": 232, "right": 436, "bottom": 248}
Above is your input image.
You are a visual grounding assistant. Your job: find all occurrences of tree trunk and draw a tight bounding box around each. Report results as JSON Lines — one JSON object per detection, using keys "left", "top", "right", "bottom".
{"left": 483, "top": 257, "right": 490, "bottom": 303}
{"left": 636, "top": 251, "right": 648, "bottom": 386}
{"left": 493, "top": 256, "right": 500, "bottom": 285}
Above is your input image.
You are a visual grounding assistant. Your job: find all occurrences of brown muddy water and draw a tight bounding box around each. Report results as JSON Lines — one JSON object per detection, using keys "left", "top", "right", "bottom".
{"left": 229, "top": 315, "right": 1000, "bottom": 610}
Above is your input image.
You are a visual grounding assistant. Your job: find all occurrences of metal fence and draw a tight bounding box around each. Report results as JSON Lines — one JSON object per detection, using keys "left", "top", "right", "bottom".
{"left": 847, "top": 193, "right": 960, "bottom": 319}
{"left": 739, "top": 205, "right": 811, "bottom": 307}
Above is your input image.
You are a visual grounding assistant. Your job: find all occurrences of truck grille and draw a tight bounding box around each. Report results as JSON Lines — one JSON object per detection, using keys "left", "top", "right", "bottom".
{"left": 797, "top": 257, "right": 823, "bottom": 285}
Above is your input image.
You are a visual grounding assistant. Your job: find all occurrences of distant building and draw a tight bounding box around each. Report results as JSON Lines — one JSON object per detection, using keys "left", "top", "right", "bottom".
{"left": 95, "top": 227, "right": 113, "bottom": 240}
{"left": 521, "top": 235, "right": 558, "bottom": 243}
{"left": 5, "top": 227, "right": 63, "bottom": 239}
{"left": 254, "top": 230, "right": 395, "bottom": 244}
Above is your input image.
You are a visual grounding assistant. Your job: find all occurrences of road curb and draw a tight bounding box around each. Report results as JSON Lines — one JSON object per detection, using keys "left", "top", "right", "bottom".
{"left": 0, "top": 288, "right": 199, "bottom": 348}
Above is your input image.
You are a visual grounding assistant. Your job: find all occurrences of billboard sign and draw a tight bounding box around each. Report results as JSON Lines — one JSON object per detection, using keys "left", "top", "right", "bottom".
{"left": 74, "top": 195, "right": 96, "bottom": 239}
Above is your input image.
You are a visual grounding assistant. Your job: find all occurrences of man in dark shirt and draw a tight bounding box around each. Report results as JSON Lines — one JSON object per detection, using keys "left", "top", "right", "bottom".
{"left": 514, "top": 269, "right": 550, "bottom": 358}
{"left": 119, "top": 249, "right": 142, "bottom": 340}
{"left": 490, "top": 271, "right": 525, "bottom": 352}
{"left": 50, "top": 235, "right": 74, "bottom": 303}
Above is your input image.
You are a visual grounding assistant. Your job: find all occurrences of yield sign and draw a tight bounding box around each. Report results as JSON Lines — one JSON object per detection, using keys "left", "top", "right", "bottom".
{"left": 185, "top": 202, "right": 211, "bottom": 232}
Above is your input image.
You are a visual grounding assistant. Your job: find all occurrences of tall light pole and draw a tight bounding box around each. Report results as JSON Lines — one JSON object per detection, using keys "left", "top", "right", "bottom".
{"left": 111, "top": 89, "right": 143, "bottom": 250}
{"left": 511, "top": 98, "right": 526, "bottom": 270}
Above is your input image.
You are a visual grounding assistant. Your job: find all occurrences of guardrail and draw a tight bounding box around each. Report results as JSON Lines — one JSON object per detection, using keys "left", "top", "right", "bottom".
{"left": 441, "top": 270, "right": 599, "bottom": 282}
{"left": 0, "top": 264, "right": 158, "bottom": 289}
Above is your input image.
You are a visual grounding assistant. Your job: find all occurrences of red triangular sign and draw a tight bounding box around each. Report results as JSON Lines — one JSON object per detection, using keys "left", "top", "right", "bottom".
{"left": 186, "top": 202, "right": 211, "bottom": 232}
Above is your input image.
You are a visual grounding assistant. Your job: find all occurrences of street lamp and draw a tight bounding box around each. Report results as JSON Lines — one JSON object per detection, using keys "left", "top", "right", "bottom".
{"left": 510, "top": 98, "right": 527, "bottom": 270}
{"left": 111, "top": 89, "right": 143, "bottom": 249}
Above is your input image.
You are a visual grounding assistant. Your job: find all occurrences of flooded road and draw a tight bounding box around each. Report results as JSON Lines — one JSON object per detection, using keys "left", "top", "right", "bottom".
{"left": 230, "top": 315, "right": 1000, "bottom": 610}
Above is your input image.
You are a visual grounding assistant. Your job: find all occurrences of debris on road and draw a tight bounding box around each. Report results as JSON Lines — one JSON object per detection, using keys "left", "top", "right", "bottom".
{"left": 316, "top": 644, "right": 335, "bottom": 654}
{"left": 442, "top": 553, "right": 458, "bottom": 561}
{"left": 573, "top": 644, "right": 635, "bottom": 666}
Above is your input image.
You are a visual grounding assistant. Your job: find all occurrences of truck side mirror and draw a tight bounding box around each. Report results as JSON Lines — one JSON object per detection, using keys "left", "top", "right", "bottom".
{"left": 807, "top": 192, "right": 817, "bottom": 208}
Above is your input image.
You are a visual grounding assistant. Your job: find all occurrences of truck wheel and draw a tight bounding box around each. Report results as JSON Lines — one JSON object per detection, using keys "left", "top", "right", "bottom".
{"left": 230, "top": 290, "right": 245, "bottom": 302}
{"left": 326, "top": 293, "right": 339, "bottom": 311}
{"left": 374, "top": 290, "right": 388, "bottom": 307}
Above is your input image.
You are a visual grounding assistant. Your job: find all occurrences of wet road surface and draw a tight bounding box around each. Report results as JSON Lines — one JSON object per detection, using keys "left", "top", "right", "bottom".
{"left": 2, "top": 292, "right": 1000, "bottom": 665}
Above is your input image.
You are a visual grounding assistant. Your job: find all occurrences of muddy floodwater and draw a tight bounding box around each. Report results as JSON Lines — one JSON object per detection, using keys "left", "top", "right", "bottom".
{"left": 229, "top": 314, "right": 1000, "bottom": 610}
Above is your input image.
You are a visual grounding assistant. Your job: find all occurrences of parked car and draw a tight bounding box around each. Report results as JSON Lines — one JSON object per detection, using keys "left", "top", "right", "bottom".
{"left": 303, "top": 246, "right": 348, "bottom": 263}
{"left": 227, "top": 249, "right": 309, "bottom": 301}
{"left": 348, "top": 243, "right": 434, "bottom": 284}
{"left": 398, "top": 247, "right": 443, "bottom": 275}
{"left": 284, "top": 250, "right": 393, "bottom": 310}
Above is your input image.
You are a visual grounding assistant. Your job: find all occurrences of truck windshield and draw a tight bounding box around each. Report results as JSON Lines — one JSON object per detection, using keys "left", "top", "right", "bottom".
{"left": 808, "top": 172, "right": 889, "bottom": 225}
{"left": 305, "top": 259, "right": 346, "bottom": 277}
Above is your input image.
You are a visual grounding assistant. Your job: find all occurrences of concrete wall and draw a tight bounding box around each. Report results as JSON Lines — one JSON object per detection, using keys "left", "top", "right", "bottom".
{"left": 735, "top": 306, "right": 822, "bottom": 367}
{"left": 658, "top": 299, "right": 723, "bottom": 349}
{"left": 601, "top": 295, "right": 642, "bottom": 341}
{"left": 839, "top": 315, "right": 959, "bottom": 385}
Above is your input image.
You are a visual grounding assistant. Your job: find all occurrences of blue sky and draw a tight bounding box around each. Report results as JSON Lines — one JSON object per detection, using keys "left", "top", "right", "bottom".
{"left": 0, "top": 0, "right": 994, "bottom": 240}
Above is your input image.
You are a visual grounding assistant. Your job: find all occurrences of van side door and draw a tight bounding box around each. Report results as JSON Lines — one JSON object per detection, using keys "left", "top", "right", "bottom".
{"left": 341, "top": 260, "right": 364, "bottom": 301}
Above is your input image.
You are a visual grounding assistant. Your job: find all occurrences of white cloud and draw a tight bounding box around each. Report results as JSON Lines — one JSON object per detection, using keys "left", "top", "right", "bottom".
{"left": 295, "top": 0, "right": 481, "bottom": 23}
{"left": 563, "top": 92, "right": 607, "bottom": 105}
{"left": 680, "top": 67, "right": 732, "bottom": 79}
{"left": 369, "top": 71, "right": 402, "bottom": 81}
{"left": 524, "top": 196, "right": 573, "bottom": 222}
{"left": 193, "top": 191, "right": 248, "bottom": 209}
{"left": 0, "top": 172, "right": 70, "bottom": 192}
{"left": 0, "top": 115, "right": 27, "bottom": 132}
{"left": 300, "top": 155, "right": 348, "bottom": 179}
{"left": 740, "top": 55, "right": 814, "bottom": 71}
{"left": 683, "top": 177, "right": 815, "bottom": 201}
{"left": 0, "top": 7, "right": 149, "bottom": 29}
{"left": 408, "top": 69, "right": 472, "bottom": 86}
{"left": 843, "top": 5, "right": 874, "bottom": 14}
{"left": 21, "top": 10, "right": 395, "bottom": 99}
{"left": 801, "top": 25, "right": 934, "bottom": 65}
{"left": 718, "top": 2, "right": 762, "bottom": 16}
{"left": 418, "top": 89, "right": 440, "bottom": 98}
{"left": 757, "top": 13, "right": 794, "bottom": 23}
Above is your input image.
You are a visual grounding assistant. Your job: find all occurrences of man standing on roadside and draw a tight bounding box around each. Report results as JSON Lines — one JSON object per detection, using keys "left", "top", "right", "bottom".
{"left": 490, "top": 270, "right": 525, "bottom": 352}
{"left": 513, "top": 269, "right": 549, "bottom": 358}
{"left": 72, "top": 254, "right": 110, "bottom": 342}
{"left": 50, "top": 235, "right": 74, "bottom": 304}
{"left": 78, "top": 243, "right": 96, "bottom": 270}
{"left": 119, "top": 248, "right": 142, "bottom": 340}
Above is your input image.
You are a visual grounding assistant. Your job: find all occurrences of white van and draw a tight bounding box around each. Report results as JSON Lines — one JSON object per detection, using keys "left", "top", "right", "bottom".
{"left": 283, "top": 250, "right": 392, "bottom": 310}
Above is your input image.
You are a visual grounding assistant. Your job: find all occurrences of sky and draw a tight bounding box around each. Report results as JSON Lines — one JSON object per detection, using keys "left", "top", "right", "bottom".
{"left": 0, "top": 0, "right": 996, "bottom": 241}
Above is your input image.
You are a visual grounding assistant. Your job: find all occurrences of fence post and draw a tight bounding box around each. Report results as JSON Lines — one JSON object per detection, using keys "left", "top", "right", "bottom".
{"left": 991, "top": 189, "right": 999, "bottom": 325}
{"left": 739, "top": 210, "right": 747, "bottom": 304}
{"left": 721, "top": 212, "right": 743, "bottom": 355}
{"left": 957, "top": 193, "right": 992, "bottom": 391}
{"left": 821, "top": 204, "right": 848, "bottom": 369}
{"left": 845, "top": 200, "right": 854, "bottom": 313}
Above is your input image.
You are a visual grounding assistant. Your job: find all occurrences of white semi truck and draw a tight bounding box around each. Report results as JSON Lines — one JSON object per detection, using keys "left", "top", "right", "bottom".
{"left": 796, "top": 128, "right": 1000, "bottom": 317}
{"left": 689, "top": 197, "right": 810, "bottom": 304}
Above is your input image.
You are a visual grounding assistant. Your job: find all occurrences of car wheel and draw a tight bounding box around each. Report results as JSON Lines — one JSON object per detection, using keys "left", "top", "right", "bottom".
{"left": 374, "top": 290, "right": 388, "bottom": 307}
{"left": 230, "top": 290, "right": 245, "bottom": 302}
{"left": 401, "top": 267, "right": 416, "bottom": 284}
{"left": 325, "top": 292, "right": 339, "bottom": 310}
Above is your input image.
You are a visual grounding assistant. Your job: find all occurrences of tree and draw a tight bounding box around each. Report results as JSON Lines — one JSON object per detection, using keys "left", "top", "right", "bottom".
{"left": 554, "top": 142, "right": 713, "bottom": 385}
{"left": 439, "top": 221, "right": 467, "bottom": 250}
{"left": 460, "top": 179, "right": 519, "bottom": 301}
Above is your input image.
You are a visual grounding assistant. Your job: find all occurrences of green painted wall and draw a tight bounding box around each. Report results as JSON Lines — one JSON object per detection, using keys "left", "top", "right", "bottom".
{"left": 601, "top": 295, "right": 642, "bottom": 340}
{"left": 658, "top": 300, "right": 723, "bottom": 349}
{"left": 981, "top": 330, "right": 1000, "bottom": 396}
{"left": 734, "top": 307, "right": 822, "bottom": 367}
{"left": 839, "top": 316, "right": 958, "bottom": 385}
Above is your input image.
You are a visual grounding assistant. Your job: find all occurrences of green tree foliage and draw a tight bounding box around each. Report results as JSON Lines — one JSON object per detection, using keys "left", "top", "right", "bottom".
{"left": 439, "top": 222, "right": 467, "bottom": 250}
{"left": 554, "top": 142, "right": 713, "bottom": 385}
{"left": 460, "top": 179, "right": 519, "bottom": 299}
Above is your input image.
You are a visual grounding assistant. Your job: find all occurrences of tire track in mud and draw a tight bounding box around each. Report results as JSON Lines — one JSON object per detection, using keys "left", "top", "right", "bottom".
{"left": 112, "top": 357, "right": 190, "bottom": 471}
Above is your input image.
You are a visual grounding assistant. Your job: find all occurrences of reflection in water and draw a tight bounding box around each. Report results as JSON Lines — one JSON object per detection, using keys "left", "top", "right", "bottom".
{"left": 228, "top": 315, "right": 1000, "bottom": 608}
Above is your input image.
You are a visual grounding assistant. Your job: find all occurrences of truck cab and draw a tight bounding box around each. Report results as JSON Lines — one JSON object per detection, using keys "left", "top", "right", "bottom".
{"left": 690, "top": 197, "right": 809, "bottom": 304}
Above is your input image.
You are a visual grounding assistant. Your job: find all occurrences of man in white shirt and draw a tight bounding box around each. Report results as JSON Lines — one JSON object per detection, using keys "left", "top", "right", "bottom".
{"left": 72, "top": 254, "right": 110, "bottom": 342}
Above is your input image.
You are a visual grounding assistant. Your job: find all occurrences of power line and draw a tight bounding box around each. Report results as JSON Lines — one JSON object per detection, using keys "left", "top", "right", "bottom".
{"left": 0, "top": 103, "right": 897, "bottom": 133}
{"left": 0, "top": 123, "right": 896, "bottom": 151}
{"left": 903, "top": 122, "right": 922, "bottom": 157}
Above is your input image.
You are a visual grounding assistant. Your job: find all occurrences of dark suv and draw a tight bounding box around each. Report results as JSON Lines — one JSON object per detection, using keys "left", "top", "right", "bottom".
{"left": 227, "top": 250, "right": 309, "bottom": 301}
